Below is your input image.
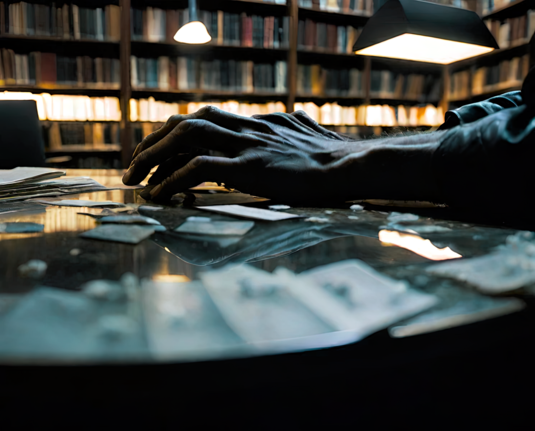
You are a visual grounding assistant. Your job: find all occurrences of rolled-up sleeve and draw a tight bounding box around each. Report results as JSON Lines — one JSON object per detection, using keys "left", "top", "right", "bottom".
{"left": 439, "top": 91, "right": 524, "bottom": 130}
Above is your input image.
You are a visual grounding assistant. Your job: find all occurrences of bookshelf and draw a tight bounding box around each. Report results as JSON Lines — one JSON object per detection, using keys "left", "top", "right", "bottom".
{"left": 447, "top": 0, "right": 535, "bottom": 108}
{"left": 1, "top": 0, "right": 483, "bottom": 168}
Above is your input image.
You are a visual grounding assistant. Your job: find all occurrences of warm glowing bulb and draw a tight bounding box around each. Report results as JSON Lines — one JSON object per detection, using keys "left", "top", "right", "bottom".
{"left": 379, "top": 230, "right": 462, "bottom": 261}
{"left": 356, "top": 33, "right": 494, "bottom": 64}
{"left": 174, "top": 21, "right": 211, "bottom": 44}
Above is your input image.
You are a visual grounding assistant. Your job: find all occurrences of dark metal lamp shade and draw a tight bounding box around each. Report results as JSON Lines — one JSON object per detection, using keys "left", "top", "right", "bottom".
{"left": 353, "top": 0, "right": 499, "bottom": 64}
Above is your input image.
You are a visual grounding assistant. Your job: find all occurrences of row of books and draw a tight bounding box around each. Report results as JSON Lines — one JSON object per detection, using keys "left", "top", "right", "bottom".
{"left": 293, "top": 102, "right": 444, "bottom": 126}
{"left": 481, "top": 0, "right": 515, "bottom": 16}
{"left": 297, "top": 0, "right": 373, "bottom": 15}
{"left": 5, "top": 2, "right": 121, "bottom": 41}
{"left": 297, "top": 65, "right": 363, "bottom": 96}
{"left": 370, "top": 71, "right": 442, "bottom": 102}
{"left": 0, "top": 92, "right": 121, "bottom": 121}
{"left": 129, "top": 97, "right": 443, "bottom": 127}
{"left": 130, "top": 98, "right": 287, "bottom": 122}
{"left": 297, "top": 20, "right": 362, "bottom": 53}
{"left": 0, "top": 49, "right": 120, "bottom": 86}
{"left": 131, "top": 8, "right": 290, "bottom": 49}
{"left": 131, "top": 56, "right": 288, "bottom": 93}
{"left": 46, "top": 122, "right": 121, "bottom": 149}
{"left": 450, "top": 54, "right": 529, "bottom": 99}
{"left": 484, "top": 10, "right": 535, "bottom": 48}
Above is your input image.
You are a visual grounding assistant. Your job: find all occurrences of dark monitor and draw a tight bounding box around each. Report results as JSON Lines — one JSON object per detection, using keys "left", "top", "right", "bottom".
{"left": 0, "top": 100, "right": 46, "bottom": 169}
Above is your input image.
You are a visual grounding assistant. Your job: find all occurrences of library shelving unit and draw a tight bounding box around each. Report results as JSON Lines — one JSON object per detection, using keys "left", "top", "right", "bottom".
{"left": 446, "top": 0, "right": 535, "bottom": 110}
{"left": 0, "top": 0, "right": 462, "bottom": 168}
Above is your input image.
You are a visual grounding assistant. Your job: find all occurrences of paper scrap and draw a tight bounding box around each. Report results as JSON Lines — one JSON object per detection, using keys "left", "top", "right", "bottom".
{"left": 35, "top": 199, "right": 125, "bottom": 208}
{"left": 196, "top": 205, "right": 300, "bottom": 221}
{"left": 175, "top": 220, "right": 255, "bottom": 236}
{"left": 269, "top": 205, "right": 291, "bottom": 210}
{"left": 305, "top": 217, "right": 330, "bottom": 223}
{"left": 185, "top": 192, "right": 269, "bottom": 206}
{"left": 0, "top": 222, "right": 44, "bottom": 233}
{"left": 99, "top": 215, "right": 161, "bottom": 225}
{"left": 0, "top": 167, "right": 65, "bottom": 186}
{"left": 80, "top": 225, "right": 155, "bottom": 244}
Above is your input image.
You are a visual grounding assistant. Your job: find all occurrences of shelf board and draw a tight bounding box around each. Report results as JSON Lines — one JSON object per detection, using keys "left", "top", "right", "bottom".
{"left": 298, "top": 6, "right": 371, "bottom": 20}
{"left": 449, "top": 80, "right": 523, "bottom": 103}
{"left": 132, "top": 88, "right": 288, "bottom": 99}
{"left": 41, "top": 120, "right": 121, "bottom": 123}
{"left": 46, "top": 145, "right": 121, "bottom": 153}
{"left": 131, "top": 40, "right": 288, "bottom": 53}
{"left": 0, "top": 34, "right": 120, "bottom": 44}
{"left": 483, "top": 0, "right": 529, "bottom": 20}
{"left": 295, "top": 94, "right": 365, "bottom": 99}
{"left": 297, "top": 49, "right": 358, "bottom": 58}
{"left": 0, "top": 84, "right": 120, "bottom": 95}
{"left": 451, "top": 39, "right": 530, "bottom": 68}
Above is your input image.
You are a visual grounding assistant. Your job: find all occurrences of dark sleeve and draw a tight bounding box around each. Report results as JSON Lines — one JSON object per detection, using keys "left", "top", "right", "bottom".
{"left": 432, "top": 104, "right": 535, "bottom": 210}
{"left": 438, "top": 91, "right": 523, "bottom": 130}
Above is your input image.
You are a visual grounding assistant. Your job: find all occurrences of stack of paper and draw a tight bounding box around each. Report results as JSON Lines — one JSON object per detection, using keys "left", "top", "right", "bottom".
{"left": 0, "top": 167, "right": 108, "bottom": 203}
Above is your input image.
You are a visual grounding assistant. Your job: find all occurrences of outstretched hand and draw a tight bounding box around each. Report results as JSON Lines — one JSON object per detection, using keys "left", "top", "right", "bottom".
{"left": 122, "top": 107, "right": 367, "bottom": 204}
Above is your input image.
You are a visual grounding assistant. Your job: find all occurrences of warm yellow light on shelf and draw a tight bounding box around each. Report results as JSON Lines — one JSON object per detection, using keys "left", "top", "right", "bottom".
{"left": 173, "top": 21, "right": 211, "bottom": 44}
{"left": 356, "top": 33, "right": 494, "bottom": 65}
{"left": 379, "top": 230, "right": 462, "bottom": 261}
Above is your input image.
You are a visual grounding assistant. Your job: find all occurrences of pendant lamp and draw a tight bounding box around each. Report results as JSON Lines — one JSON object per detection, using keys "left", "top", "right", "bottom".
{"left": 174, "top": 0, "right": 211, "bottom": 44}
{"left": 353, "top": 0, "right": 498, "bottom": 64}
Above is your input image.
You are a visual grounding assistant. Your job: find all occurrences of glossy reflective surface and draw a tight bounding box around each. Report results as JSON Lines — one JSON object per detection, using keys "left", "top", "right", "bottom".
{"left": 0, "top": 169, "right": 530, "bottom": 364}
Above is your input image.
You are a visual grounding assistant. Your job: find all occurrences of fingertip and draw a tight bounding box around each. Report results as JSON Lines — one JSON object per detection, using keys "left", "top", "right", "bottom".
{"left": 122, "top": 170, "right": 133, "bottom": 185}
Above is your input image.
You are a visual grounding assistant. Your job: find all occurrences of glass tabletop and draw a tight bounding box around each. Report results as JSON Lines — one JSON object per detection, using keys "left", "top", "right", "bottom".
{"left": 0, "top": 169, "right": 529, "bottom": 365}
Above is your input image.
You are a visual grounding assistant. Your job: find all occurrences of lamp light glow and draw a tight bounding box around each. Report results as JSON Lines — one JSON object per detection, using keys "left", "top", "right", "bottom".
{"left": 173, "top": 21, "right": 211, "bottom": 44}
{"left": 356, "top": 33, "right": 494, "bottom": 64}
{"left": 353, "top": 0, "right": 498, "bottom": 64}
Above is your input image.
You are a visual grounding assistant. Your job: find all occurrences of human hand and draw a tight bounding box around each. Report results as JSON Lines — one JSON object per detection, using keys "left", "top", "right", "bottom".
{"left": 122, "top": 107, "right": 365, "bottom": 204}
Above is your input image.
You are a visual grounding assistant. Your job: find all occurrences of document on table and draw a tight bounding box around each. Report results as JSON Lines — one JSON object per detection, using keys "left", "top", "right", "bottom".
{"left": 196, "top": 205, "right": 301, "bottom": 221}
{"left": 0, "top": 167, "right": 65, "bottom": 187}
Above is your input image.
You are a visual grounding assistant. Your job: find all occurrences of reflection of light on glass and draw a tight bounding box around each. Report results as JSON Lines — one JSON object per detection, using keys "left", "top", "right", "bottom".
{"left": 152, "top": 274, "right": 190, "bottom": 283}
{"left": 356, "top": 34, "right": 494, "bottom": 64}
{"left": 379, "top": 230, "right": 461, "bottom": 261}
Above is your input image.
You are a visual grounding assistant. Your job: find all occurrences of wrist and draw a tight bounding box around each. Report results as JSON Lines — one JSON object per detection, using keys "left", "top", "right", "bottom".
{"left": 333, "top": 131, "right": 447, "bottom": 202}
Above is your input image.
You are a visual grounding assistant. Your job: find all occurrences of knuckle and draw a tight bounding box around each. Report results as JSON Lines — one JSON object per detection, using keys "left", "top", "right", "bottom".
{"left": 190, "top": 155, "right": 209, "bottom": 168}
{"left": 197, "top": 105, "right": 218, "bottom": 117}
{"left": 167, "top": 114, "right": 181, "bottom": 125}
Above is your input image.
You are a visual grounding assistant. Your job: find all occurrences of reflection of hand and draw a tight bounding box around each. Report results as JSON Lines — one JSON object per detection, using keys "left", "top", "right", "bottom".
{"left": 123, "top": 107, "right": 368, "bottom": 205}
{"left": 152, "top": 218, "right": 346, "bottom": 267}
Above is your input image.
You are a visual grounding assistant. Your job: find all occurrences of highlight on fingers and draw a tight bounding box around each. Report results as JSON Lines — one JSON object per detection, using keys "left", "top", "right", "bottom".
{"left": 150, "top": 155, "right": 240, "bottom": 199}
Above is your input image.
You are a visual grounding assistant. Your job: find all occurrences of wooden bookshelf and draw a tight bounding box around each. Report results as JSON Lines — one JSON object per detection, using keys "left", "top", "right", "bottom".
{"left": 445, "top": 0, "right": 534, "bottom": 110}
{"left": 483, "top": 0, "right": 531, "bottom": 20}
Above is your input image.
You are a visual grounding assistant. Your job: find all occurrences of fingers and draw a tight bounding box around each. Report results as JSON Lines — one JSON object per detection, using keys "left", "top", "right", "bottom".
{"left": 290, "top": 110, "right": 345, "bottom": 140}
{"left": 131, "top": 106, "right": 267, "bottom": 162}
{"left": 150, "top": 155, "right": 241, "bottom": 199}
{"left": 147, "top": 154, "right": 197, "bottom": 185}
{"left": 123, "top": 119, "right": 256, "bottom": 185}
{"left": 131, "top": 115, "right": 184, "bottom": 161}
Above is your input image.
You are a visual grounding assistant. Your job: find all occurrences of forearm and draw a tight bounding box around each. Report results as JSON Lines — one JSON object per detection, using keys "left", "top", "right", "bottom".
{"left": 333, "top": 130, "right": 449, "bottom": 203}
